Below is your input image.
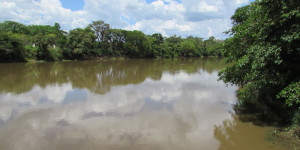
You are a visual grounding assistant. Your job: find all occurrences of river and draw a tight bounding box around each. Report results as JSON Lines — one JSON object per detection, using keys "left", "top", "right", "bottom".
{"left": 0, "top": 58, "right": 286, "bottom": 150}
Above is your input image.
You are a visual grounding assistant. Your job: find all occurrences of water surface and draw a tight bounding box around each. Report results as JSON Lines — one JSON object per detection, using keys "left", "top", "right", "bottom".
{"left": 0, "top": 58, "right": 286, "bottom": 150}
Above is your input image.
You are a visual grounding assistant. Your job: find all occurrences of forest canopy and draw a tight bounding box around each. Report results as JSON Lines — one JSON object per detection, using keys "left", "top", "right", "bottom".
{"left": 0, "top": 20, "right": 223, "bottom": 62}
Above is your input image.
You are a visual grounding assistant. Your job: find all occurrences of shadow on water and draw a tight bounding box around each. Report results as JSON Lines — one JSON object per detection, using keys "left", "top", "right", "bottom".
{"left": 213, "top": 90, "right": 294, "bottom": 150}
{"left": 0, "top": 57, "right": 227, "bottom": 95}
{"left": 232, "top": 93, "right": 293, "bottom": 127}
{"left": 214, "top": 114, "right": 286, "bottom": 150}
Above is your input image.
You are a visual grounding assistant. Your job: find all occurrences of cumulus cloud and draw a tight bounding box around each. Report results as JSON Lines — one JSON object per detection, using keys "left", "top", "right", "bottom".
{"left": 0, "top": 0, "right": 250, "bottom": 38}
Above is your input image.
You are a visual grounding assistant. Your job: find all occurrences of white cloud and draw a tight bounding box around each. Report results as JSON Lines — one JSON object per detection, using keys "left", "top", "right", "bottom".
{"left": 193, "top": 1, "right": 219, "bottom": 13}
{"left": 2, "top": 1, "right": 16, "bottom": 7}
{"left": 0, "top": 0, "right": 251, "bottom": 39}
{"left": 236, "top": 0, "right": 249, "bottom": 5}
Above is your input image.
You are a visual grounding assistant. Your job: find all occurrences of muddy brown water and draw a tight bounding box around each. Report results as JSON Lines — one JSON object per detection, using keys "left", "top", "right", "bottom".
{"left": 0, "top": 58, "right": 287, "bottom": 150}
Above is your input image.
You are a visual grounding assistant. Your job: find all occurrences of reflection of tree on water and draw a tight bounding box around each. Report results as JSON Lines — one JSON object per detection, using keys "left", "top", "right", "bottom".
{"left": 214, "top": 114, "right": 284, "bottom": 150}
{"left": 214, "top": 94, "right": 292, "bottom": 150}
{"left": 0, "top": 58, "right": 227, "bottom": 95}
{"left": 233, "top": 92, "right": 293, "bottom": 127}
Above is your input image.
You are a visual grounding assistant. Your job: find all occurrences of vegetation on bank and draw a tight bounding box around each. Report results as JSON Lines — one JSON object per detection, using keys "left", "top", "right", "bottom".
{"left": 1, "top": 0, "right": 299, "bottom": 147}
{"left": 268, "top": 125, "right": 300, "bottom": 149}
{"left": 0, "top": 20, "right": 223, "bottom": 62}
{"left": 219, "top": 0, "right": 299, "bottom": 147}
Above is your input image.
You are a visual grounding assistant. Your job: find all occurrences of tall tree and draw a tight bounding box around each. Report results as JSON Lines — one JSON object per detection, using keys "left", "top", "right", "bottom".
{"left": 219, "top": 0, "right": 300, "bottom": 122}
{"left": 88, "top": 20, "right": 110, "bottom": 43}
{"left": 108, "top": 29, "right": 126, "bottom": 56}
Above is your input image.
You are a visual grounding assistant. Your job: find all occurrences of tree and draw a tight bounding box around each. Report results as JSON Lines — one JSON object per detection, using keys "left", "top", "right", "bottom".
{"left": 165, "top": 35, "right": 182, "bottom": 44}
{"left": 203, "top": 36, "right": 223, "bottom": 56}
{"left": 65, "top": 27, "right": 97, "bottom": 58}
{"left": 0, "top": 20, "right": 225, "bottom": 60}
{"left": 53, "top": 22, "right": 67, "bottom": 48}
{"left": 88, "top": 20, "right": 110, "bottom": 43}
{"left": 0, "top": 32, "right": 26, "bottom": 62}
{"left": 32, "top": 33, "right": 51, "bottom": 60}
{"left": 123, "top": 30, "right": 150, "bottom": 58}
{"left": 181, "top": 40, "right": 197, "bottom": 57}
{"left": 219, "top": 0, "right": 300, "bottom": 123}
{"left": 54, "top": 22, "right": 61, "bottom": 31}
{"left": 164, "top": 35, "right": 183, "bottom": 57}
{"left": 28, "top": 24, "right": 56, "bottom": 36}
{"left": 151, "top": 33, "right": 164, "bottom": 45}
{"left": 0, "top": 21, "right": 30, "bottom": 35}
{"left": 108, "top": 29, "right": 126, "bottom": 56}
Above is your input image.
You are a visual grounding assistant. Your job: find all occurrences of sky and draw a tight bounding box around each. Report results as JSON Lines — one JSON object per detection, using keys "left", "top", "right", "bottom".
{"left": 0, "top": 0, "right": 254, "bottom": 39}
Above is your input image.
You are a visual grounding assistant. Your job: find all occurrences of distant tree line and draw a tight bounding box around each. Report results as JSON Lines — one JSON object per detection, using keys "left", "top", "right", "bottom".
{"left": 0, "top": 20, "right": 223, "bottom": 62}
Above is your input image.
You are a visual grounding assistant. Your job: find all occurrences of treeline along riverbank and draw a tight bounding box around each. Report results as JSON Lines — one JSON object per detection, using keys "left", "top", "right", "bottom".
{"left": 0, "top": 20, "right": 223, "bottom": 62}
{"left": 1, "top": 0, "right": 299, "bottom": 148}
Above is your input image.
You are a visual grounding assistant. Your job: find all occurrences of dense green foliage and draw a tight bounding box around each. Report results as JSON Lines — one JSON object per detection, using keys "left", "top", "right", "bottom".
{"left": 0, "top": 21, "right": 223, "bottom": 62}
{"left": 219, "top": 0, "right": 299, "bottom": 125}
{"left": 0, "top": 32, "right": 26, "bottom": 62}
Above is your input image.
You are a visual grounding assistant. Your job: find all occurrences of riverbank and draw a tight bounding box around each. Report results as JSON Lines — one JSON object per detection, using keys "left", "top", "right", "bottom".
{"left": 268, "top": 126, "right": 300, "bottom": 150}
{"left": 4, "top": 55, "right": 221, "bottom": 63}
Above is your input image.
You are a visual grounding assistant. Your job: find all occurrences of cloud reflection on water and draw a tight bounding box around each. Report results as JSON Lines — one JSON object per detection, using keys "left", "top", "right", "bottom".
{"left": 11, "top": 59, "right": 290, "bottom": 150}
{"left": 0, "top": 67, "right": 238, "bottom": 150}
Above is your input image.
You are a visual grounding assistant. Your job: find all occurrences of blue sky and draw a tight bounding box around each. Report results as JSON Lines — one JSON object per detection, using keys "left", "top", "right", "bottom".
{"left": 146, "top": 0, "right": 182, "bottom": 4}
{"left": 121, "top": 16, "right": 136, "bottom": 25}
{"left": 60, "top": 0, "right": 84, "bottom": 11}
{"left": 0, "top": 0, "right": 253, "bottom": 39}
